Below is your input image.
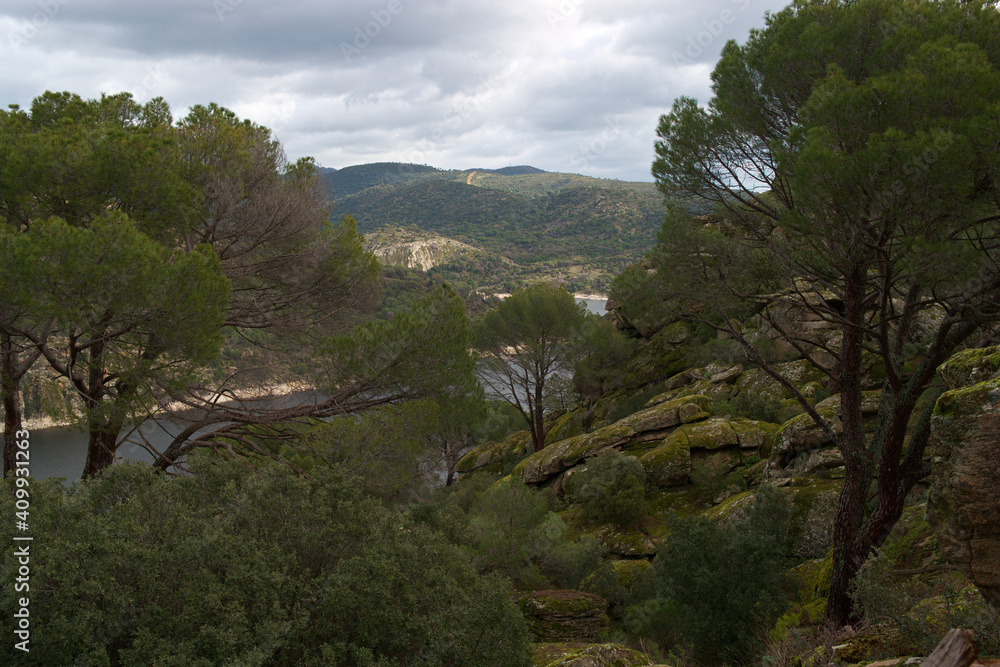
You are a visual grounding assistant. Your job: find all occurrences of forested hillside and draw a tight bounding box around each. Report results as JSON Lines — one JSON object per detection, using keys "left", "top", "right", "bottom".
{"left": 324, "top": 163, "right": 676, "bottom": 293}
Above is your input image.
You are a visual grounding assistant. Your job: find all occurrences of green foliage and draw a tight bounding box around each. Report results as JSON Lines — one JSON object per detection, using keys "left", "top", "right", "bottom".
{"left": 584, "top": 560, "right": 658, "bottom": 621}
{"left": 713, "top": 392, "right": 784, "bottom": 424}
{"left": 298, "top": 399, "right": 440, "bottom": 501}
{"left": 412, "top": 476, "right": 605, "bottom": 590}
{"left": 647, "top": 0, "right": 1000, "bottom": 625}
{"left": 571, "top": 449, "right": 648, "bottom": 527}
{"left": 0, "top": 459, "right": 531, "bottom": 666}
{"left": 10, "top": 214, "right": 229, "bottom": 441}
{"left": 475, "top": 283, "right": 588, "bottom": 451}
{"left": 321, "top": 283, "right": 479, "bottom": 405}
{"left": 688, "top": 455, "right": 741, "bottom": 506}
{"left": 649, "top": 486, "right": 791, "bottom": 665}
{"left": 574, "top": 315, "right": 638, "bottom": 401}
{"left": 850, "top": 549, "right": 1000, "bottom": 657}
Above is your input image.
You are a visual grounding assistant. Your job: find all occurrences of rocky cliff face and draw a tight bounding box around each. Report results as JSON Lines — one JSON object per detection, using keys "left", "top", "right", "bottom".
{"left": 927, "top": 347, "right": 1000, "bottom": 612}
{"left": 368, "top": 235, "right": 482, "bottom": 271}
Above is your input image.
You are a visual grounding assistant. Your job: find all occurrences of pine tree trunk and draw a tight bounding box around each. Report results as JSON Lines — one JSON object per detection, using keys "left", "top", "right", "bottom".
{"left": 825, "top": 266, "right": 870, "bottom": 626}
{"left": 82, "top": 425, "right": 119, "bottom": 478}
{"left": 2, "top": 331, "right": 24, "bottom": 478}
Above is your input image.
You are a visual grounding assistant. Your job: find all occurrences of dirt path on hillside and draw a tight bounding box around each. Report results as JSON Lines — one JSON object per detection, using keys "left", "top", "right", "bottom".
{"left": 466, "top": 170, "right": 476, "bottom": 184}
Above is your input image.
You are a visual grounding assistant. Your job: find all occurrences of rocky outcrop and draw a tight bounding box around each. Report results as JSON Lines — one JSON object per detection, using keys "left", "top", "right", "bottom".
{"left": 705, "top": 477, "right": 842, "bottom": 558}
{"left": 519, "top": 590, "right": 611, "bottom": 642}
{"left": 367, "top": 234, "right": 483, "bottom": 271}
{"left": 938, "top": 346, "right": 1000, "bottom": 390}
{"left": 513, "top": 396, "right": 713, "bottom": 485}
{"left": 530, "top": 643, "right": 653, "bottom": 667}
{"left": 765, "top": 392, "right": 881, "bottom": 479}
{"left": 927, "top": 376, "right": 1000, "bottom": 611}
{"left": 456, "top": 430, "right": 531, "bottom": 475}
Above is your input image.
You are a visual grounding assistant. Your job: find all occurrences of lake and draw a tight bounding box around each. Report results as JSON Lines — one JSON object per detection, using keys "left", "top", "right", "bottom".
{"left": 22, "top": 303, "right": 610, "bottom": 482}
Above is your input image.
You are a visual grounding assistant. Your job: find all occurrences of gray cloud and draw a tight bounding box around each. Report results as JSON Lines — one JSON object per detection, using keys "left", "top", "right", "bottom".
{"left": 0, "top": 0, "right": 789, "bottom": 182}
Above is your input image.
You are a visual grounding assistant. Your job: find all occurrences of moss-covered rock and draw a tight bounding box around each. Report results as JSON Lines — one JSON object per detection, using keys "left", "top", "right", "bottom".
{"left": 659, "top": 320, "right": 692, "bottom": 346}
{"left": 457, "top": 430, "right": 531, "bottom": 474}
{"left": 705, "top": 479, "right": 842, "bottom": 557}
{"left": 516, "top": 396, "right": 713, "bottom": 485}
{"left": 530, "top": 642, "right": 654, "bottom": 667}
{"left": 734, "top": 360, "right": 827, "bottom": 401}
{"left": 730, "top": 418, "right": 779, "bottom": 451}
{"left": 548, "top": 410, "right": 587, "bottom": 445}
{"left": 769, "top": 406, "right": 841, "bottom": 466}
{"left": 638, "top": 430, "right": 691, "bottom": 489}
{"left": 519, "top": 590, "right": 611, "bottom": 642}
{"left": 677, "top": 417, "right": 738, "bottom": 450}
{"left": 938, "top": 345, "right": 1000, "bottom": 390}
{"left": 607, "top": 559, "right": 652, "bottom": 589}
{"left": 590, "top": 523, "right": 657, "bottom": 557}
{"left": 927, "top": 377, "right": 1000, "bottom": 611}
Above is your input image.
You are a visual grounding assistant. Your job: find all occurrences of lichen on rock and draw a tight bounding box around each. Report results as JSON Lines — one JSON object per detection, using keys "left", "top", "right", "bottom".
{"left": 927, "top": 376, "right": 1000, "bottom": 611}
{"left": 519, "top": 590, "right": 611, "bottom": 642}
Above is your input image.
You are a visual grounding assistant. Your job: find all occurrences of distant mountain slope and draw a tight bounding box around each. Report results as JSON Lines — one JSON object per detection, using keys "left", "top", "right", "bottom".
{"left": 320, "top": 163, "right": 443, "bottom": 198}
{"left": 322, "top": 162, "right": 675, "bottom": 293}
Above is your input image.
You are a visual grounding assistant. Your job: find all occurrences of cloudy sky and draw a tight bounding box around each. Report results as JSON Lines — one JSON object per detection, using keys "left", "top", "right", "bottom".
{"left": 0, "top": 0, "right": 790, "bottom": 182}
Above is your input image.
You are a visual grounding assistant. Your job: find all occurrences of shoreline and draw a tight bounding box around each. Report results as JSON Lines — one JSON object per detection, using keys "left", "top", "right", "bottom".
{"left": 490, "top": 292, "right": 609, "bottom": 301}
{"left": 1, "top": 380, "right": 315, "bottom": 434}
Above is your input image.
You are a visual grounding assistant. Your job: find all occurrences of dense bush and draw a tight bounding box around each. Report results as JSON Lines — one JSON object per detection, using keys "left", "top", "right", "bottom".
{"left": 411, "top": 476, "right": 604, "bottom": 590}
{"left": 570, "top": 449, "right": 648, "bottom": 526}
{"left": 851, "top": 547, "right": 1000, "bottom": 656}
{"left": 713, "top": 392, "right": 784, "bottom": 424}
{"left": 632, "top": 485, "right": 791, "bottom": 665}
{"left": 0, "top": 458, "right": 531, "bottom": 666}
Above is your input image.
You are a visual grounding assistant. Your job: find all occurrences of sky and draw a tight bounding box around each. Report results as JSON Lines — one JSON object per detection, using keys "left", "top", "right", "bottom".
{"left": 0, "top": 0, "right": 791, "bottom": 183}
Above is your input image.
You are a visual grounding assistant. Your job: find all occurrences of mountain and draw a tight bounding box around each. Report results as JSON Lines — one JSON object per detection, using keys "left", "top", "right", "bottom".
{"left": 322, "top": 163, "right": 679, "bottom": 295}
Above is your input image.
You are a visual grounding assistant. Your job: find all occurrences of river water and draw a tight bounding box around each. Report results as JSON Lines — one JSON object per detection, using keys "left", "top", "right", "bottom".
{"left": 22, "top": 301, "right": 608, "bottom": 482}
{"left": 22, "top": 419, "right": 184, "bottom": 482}
{"left": 577, "top": 298, "right": 608, "bottom": 315}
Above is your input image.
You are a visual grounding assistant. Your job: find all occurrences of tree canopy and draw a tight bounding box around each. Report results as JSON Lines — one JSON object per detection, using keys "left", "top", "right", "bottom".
{"left": 0, "top": 91, "right": 384, "bottom": 478}
{"left": 644, "top": 0, "right": 1000, "bottom": 626}
{"left": 475, "top": 283, "right": 587, "bottom": 451}
{"left": 0, "top": 458, "right": 532, "bottom": 665}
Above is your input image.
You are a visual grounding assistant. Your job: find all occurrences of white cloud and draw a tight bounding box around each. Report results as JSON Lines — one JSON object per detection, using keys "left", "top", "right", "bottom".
{"left": 0, "top": 0, "right": 790, "bottom": 182}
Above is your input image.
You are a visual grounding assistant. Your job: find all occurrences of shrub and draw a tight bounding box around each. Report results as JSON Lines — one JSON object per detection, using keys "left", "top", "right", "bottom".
{"left": 571, "top": 449, "right": 648, "bottom": 526}
{"left": 650, "top": 485, "right": 791, "bottom": 665}
{"left": 850, "top": 548, "right": 1000, "bottom": 657}
{"left": 0, "top": 458, "right": 531, "bottom": 667}
{"left": 713, "top": 392, "right": 784, "bottom": 424}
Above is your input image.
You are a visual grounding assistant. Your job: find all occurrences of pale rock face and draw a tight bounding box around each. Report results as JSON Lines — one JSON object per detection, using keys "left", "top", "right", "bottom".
{"left": 927, "top": 378, "right": 1000, "bottom": 611}
{"left": 369, "top": 237, "right": 479, "bottom": 270}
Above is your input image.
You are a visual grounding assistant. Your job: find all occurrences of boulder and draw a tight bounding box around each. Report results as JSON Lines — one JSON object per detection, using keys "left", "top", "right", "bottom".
{"left": 730, "top": 418, "right": 779, "bottom": 451}
{"left": 530, "top": 643, "right": 653, "bottom": 667}
{"left": 515, "top": 396, "right": 712, "bottom": 485}
{"left": 938, "top": 346, "right": 1000, "bottom": 390}
{"left": 926, "top": 378, "right": 1000, "bottom": 611}
{"left": 519, "top": 590, "right": 611, "bottom": 642}
{"left": 705, "top": 478, "right": 842, "bottom": 557}
{"left": 590, "top": 523, "right": 657, "bottom": 557}
{"left": 677, "top": 417, "right": 738, "bottom": 450}
{"left": 456, "top": 430, "right": 531, "bottom": 475}
{"left": 639, "top": 430, "right": 691, "bottom": 488}
{"left": 734, "top": 359, "right": 827, "bottom": 401}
